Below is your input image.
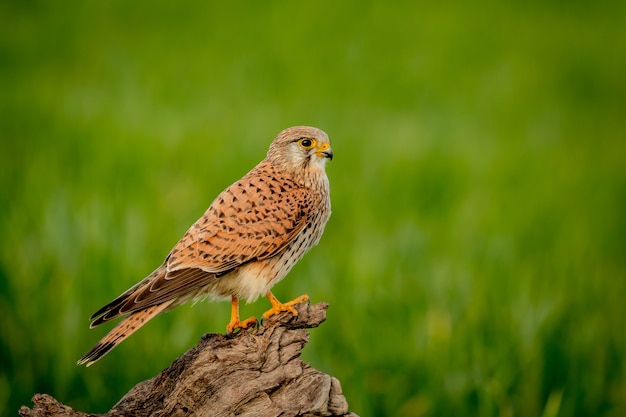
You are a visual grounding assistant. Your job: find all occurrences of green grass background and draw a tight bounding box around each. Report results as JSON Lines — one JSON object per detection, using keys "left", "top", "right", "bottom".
{"left": 1, "top": 1, "right": 625, "bottom": 416}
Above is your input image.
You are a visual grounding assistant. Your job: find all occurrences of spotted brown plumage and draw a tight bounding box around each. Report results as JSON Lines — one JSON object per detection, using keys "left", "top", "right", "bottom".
{"left": 78, "top": 126, "right": 333, "bottom": 366}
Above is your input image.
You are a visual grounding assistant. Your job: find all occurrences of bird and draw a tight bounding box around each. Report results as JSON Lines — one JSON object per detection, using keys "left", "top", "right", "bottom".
{"left": 77, "top": 126, "right": 333, "bottom": 366}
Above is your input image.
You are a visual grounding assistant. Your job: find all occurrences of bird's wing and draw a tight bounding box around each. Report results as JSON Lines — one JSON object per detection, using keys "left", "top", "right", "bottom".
{"left": 167, "top": 179, "right": 309, "bottom": 274}
{"left": 165, "top": 170, "right": 310, "bottom": 274}
{"left": 91, "top": 167, "right": 310, "bottom": 324}
{"left": 88, "top": 265, "right": 220, "bottom": 325}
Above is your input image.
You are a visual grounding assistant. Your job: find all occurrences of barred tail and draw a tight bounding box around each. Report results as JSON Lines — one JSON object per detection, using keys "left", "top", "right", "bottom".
{"left": 77, "top": 300, "right": 174, "bottom": 366}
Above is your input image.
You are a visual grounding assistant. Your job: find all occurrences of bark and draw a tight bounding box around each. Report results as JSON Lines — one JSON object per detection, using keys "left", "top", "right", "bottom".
{"left": 19, "top": 302, "right": 358, "bottom": 417}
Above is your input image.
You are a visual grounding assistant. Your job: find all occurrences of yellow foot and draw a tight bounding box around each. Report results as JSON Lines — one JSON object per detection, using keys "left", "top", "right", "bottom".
{"left": 262, "top": 292, "right": 310, "bottom": 321}
{"left": 226, "top": 296, "right": 258, "bottom": 333}
{"left": 226, "top": 316, "right": 258, "bottom": 334}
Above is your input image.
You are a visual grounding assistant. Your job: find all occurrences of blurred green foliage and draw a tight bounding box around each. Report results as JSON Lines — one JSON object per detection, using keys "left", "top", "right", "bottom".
{"left": 1, "top": 1, "right": 625, "bottom": 416}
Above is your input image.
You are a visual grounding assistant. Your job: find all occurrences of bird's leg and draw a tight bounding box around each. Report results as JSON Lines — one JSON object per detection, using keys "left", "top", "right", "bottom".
{"left": 226, "top": 296, "right": 257, "bottom": 333}
{"left": 262, "top": 291, "right": 310, "bottom": 320}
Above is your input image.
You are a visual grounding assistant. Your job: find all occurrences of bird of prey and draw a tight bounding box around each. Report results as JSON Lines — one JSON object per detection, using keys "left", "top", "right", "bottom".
{"left": 78, "top": 126, "right": 333, "bottom": 366}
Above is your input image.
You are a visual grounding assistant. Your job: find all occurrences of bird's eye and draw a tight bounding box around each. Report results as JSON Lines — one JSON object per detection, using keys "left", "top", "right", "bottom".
{"left": 298, "top": 138, "right": 316, "bottom": 149}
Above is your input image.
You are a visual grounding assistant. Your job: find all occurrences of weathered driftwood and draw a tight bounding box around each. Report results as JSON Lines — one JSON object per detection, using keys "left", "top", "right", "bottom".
{"left": 19, "top": 302, "right": 358, "bottom": 417}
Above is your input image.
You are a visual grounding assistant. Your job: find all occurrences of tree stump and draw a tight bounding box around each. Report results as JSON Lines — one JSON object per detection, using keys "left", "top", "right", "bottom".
{"left": 19, "top": 302, "right": 358, "bottom": 417}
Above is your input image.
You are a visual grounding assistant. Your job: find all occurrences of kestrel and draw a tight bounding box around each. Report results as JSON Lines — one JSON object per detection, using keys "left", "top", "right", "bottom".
{"left": 78, "top": 126, "right": 333, "bottom": 366}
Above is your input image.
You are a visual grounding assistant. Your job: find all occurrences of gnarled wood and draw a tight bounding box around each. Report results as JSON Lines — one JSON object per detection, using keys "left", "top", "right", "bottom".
{"left": 19, "top": 302, "right": 358, "bottom": 417}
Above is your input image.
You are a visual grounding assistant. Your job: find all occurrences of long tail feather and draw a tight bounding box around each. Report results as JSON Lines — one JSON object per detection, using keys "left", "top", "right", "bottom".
{"left": 77, "top": 299, "right": 174, "bottom": 366}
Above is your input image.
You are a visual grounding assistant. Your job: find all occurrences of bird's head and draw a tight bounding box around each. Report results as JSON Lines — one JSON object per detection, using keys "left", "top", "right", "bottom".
{"left": 266, "top": 126, "right": 333, "bottom": 176}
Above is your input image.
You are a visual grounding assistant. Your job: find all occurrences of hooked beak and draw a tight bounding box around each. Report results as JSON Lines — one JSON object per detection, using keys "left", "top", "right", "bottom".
{"left": 316, "top": 143, "right": 334, "bottom": 160}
